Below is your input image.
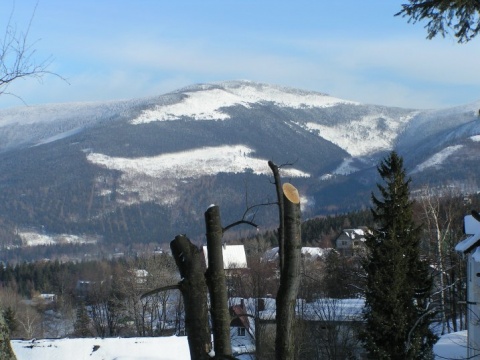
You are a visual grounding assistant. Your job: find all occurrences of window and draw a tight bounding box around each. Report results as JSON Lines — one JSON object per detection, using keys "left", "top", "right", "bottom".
{"left": 237, "top": 327, "right": 246, "bottom": 337}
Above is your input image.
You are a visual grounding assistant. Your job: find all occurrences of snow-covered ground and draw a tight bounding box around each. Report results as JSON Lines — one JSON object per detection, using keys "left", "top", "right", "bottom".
{"left": 18, "top": 231, "right": 99, "bottom": 247}
{"left": 10, "top": 330, "right": 468, "bottom": 359}
{"left": 432, "top": 331, "right": 468, "bottom": 359}
{"left": 12, "top": 336, "right": 191, "bottom": 360}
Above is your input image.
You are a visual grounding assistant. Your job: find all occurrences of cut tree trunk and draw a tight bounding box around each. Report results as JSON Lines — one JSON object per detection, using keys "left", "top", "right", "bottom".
{"left": 275, "top": 183, "right": 302, "bottom": 360}
{"left": 170, "top": 235, "right": 211, "bottom": 360}
{"left": 205, "top": 205, "right": 232, "bottom": 358}
{"left": 268, "top": 160, "right": 285, "bottom": 271}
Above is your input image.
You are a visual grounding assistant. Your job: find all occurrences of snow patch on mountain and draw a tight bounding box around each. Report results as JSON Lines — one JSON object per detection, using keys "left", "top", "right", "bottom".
{"left": 304, "top": 113, "right": 412, "bottom": 157}
{"left": 411, "top": 145, "right": 464, "bottom": 174}
{"left": 471, "top": 135, "right": 480, "bottom": 142}
{"left": 131, "top": 82, "right": 355, "bottom": 124}
{"left": 19, "top": 231, "right": 99, "bottom": 247}
{"left": 320, "top": 158, "right": 360, "bottom": 180}
{"left": 87, "top": 145, "right": 310, "bottom": 205}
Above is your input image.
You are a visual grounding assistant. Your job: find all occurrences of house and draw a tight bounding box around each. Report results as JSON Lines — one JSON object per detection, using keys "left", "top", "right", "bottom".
{"left": 75, "top": 280, "right": 94, "bottom": 300}
{"left": 229, "top": 298, "right": 256, "bottom": 357}
{"left": 258, "top": 298, "right": 366, "bottom": 359}
{"left": 455, "top": 213, "right": 480, "bottom": 359}
{"left": 203, "top": 244, "right": 248, "bottom": 270}
{"left": 130, "top": 269, "right": 149, "bottom": 284}
{"left": 335, "top": 228, "right": 367, "bottom": 256}
{"left": 38, "top": 293, "right": 56, "bottom": 303}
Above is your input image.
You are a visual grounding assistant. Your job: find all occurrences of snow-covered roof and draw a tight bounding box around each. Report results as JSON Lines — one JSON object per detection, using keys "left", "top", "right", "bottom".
{"left": 134, "top": 269, "right": 149, "bottom": 278}
{"left": 259, "top": 298, "right": 365, "bottom": 322}
{"left": 262, "top": 246, "right": 332, "bottom": 262}
{"left": 456, "top": 232, "right": 480, "bottom": 253}
{"left": 342, "top": 228, "right": 366, "bottom": 239}
{"left": 473, "top": 247, "right": 480, "bottom": 262}
{"left": 455, "top": 215, "right": 480, "bottom": 253}
{"left": 203, "top": 245, "right": 248, "bottom": 269}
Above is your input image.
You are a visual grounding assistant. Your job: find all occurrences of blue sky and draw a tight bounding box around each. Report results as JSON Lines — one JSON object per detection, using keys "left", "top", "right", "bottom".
{"left": 1, "top": 0, "right": 479, "bottom": 110}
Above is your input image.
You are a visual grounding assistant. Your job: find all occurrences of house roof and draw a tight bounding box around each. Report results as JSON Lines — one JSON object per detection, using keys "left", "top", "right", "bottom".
{"left": 262, "top": 246, "right": 332, "bottom": 262}
{"left": 259, "top": 298, "right": 365, "bottom": 322}
{"left": 455, "top": 215, "right": 480, "bottom": 254}
{"left": 339, "top": 228, "right": 366, "bottom": 240}
{"left": 472, "top": 247, "right": 480, "bottom": 263}
{"left": 203, "top": 244, "right": 248, "bottom": 269}
{"left": 230, "top": 304, "right": 250, "bottom": 329}
{"left": 456, "top": 232, "right": 480, "bottom": 253}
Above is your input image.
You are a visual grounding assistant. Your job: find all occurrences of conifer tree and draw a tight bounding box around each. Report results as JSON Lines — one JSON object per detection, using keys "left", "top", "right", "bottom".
{"left": 73, "top": 303, "right": 92, "bottom": 338}
{"left": 362, "top": 152, "right": 437, "bottom": 359}
{"left": 3, "top": 307, "right": 17, "bottom": 336}
{"left": 0, "top": 308, "right": 16, "bottom": 359}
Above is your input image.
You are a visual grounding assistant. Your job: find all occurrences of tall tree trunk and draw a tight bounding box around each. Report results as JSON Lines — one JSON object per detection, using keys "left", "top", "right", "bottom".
{"left": 170, "top": 235, "right": 211, "bottom": 360}
{"left": 275, "top": 183, "right": 302, "bottom": 360}
{"left": 205, "top": 205, "right": 232, "bottom": 358}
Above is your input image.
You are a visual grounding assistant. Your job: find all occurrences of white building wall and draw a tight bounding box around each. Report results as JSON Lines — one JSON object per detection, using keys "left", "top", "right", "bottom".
{"left": 468, "top": 251, "right": 480, "bottom": 359}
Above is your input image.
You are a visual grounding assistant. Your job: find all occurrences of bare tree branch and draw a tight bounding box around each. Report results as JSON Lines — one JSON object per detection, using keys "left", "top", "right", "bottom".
{"left": 140, "top": 284, "right": 180, "bottom": 299}
{"left": 0, "top": 3, "right": 68, "bottom": 103}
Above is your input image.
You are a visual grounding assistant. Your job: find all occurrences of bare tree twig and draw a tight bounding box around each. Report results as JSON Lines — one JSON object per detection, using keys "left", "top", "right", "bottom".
{"left": 0, "top": 3, "right": 69, "bottom": 104}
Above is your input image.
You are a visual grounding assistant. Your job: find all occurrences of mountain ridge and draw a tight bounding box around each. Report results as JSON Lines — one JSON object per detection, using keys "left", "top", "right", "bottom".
{"left": 0, "top": 80, "right": 479, "bottom": 260}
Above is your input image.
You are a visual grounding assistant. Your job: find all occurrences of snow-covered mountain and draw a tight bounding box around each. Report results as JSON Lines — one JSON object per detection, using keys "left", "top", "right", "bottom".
{"left": 0, "top": 80, "right": 479, "bottom": 257}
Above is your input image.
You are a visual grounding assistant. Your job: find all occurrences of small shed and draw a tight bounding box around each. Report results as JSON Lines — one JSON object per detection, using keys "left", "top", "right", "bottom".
{"left": 455, "top": 214, "right": 480, "bottom": 358}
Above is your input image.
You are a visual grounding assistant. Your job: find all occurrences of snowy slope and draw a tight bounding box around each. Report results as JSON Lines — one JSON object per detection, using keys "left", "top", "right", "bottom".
{"left": 86, "top": 144, "right": 309, "bottom": 205}
{"left": 0, "top": 80, "right": 479, "bottom": 252}
{"left": 304, "top": 112, "right": 414, "bottom": 157}
{"left": 131, "top": 81, "right": 356, "bottom": 123}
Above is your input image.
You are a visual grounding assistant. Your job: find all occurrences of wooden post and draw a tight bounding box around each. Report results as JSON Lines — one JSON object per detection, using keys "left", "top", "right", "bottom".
{"left": 275, "top": 183, "right": 302, "bottom": 360}
{"left": 205, "top": 205, "right": 232, "bottom": 358}
{"left": 170, "top": 235, "right": 211, "bottom": 360}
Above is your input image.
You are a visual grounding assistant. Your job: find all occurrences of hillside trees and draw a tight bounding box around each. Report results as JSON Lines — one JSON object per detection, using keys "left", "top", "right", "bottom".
{"left": 397, "top": 0, "right": 480, "bottom": 42}
{"left": 362, "top": 152, "right": 437, "bottom": 359}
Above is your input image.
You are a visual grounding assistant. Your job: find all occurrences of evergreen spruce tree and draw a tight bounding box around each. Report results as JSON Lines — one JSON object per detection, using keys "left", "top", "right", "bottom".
{"left": 73, "top": 303, "right": 92, "bottom": 337}
{"left": 3, "top": 307, "right": 17, "bottom": 336}
{"left": 362, "top": 152, "right": 437, "bottom": 360}
{"left": 0, "top": 310, "right": 16, "bottom": 359}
